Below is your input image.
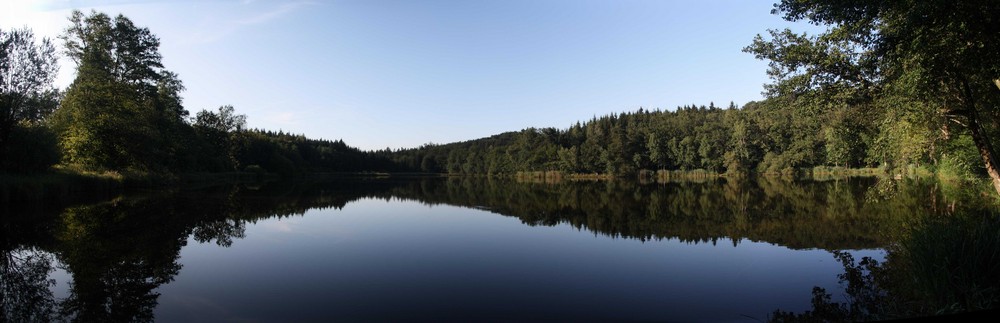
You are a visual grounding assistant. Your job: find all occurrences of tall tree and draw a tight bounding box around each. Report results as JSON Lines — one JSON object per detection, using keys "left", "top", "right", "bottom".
{"left": 51, "top": 10, "right": 185, "bottom": 172}
{"left": 747, "top": 0, "right": 1000, "bottom": 195}
{"left": 194, "top": 105, "right": 246, "bottom": 171}
{"left": 0, "top": 27, "right": 59, "bottom": 155}
{"left": 646, "top": 131, "right": 667, "bottom": 170}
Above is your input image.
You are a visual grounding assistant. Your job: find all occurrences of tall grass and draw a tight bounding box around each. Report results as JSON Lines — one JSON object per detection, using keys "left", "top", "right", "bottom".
{"left": 936, "top": 154, "right": 976, "bottom": 182}
{"left": 514, "top": 171, "right": 564, "bottom": 183}
{"left": 897, "top": 212, "right": 1000, "bottom": 313}
{"left": 654, "top": 169, "right": 722, "bottom": 181}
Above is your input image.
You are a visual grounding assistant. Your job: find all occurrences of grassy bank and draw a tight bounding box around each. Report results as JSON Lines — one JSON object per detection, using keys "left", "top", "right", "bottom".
{"left": 0, "top": 167, "right": 126, "bottom": 205}
{"left": 516, "top": 167, "right": 883, "bottom": 183}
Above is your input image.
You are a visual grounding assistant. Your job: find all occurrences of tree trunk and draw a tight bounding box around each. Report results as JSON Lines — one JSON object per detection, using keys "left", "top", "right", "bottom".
{"left": 967, "top": 111, "right": 1000, "bottom": 196}
{"left": 963, "top": 78, "right": 1000, "bottom": 196}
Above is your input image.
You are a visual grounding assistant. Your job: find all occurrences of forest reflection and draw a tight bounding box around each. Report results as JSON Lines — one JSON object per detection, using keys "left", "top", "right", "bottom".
{"left": 1, "top": 176, "right": 986, "bottom": 322}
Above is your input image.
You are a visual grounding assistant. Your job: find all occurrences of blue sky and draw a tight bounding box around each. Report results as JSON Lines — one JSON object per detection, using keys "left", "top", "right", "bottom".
{"left": 2, "top": 0, "right": 820, "bottom": 150}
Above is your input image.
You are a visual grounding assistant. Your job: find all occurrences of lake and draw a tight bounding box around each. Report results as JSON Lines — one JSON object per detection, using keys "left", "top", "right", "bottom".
{"left": 0, "top": 176, "right": 978, "bottom": 322}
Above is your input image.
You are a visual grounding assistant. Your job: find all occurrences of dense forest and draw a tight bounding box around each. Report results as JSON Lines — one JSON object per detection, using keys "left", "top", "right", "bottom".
{"left": 388, "top": 100, "right": 981, "bottom": 178}
{"left": 2, "top": 2, "right": 999, "bottom": 195}
{"left": 391, "top": 0, "right": 1000, "bottom": 186}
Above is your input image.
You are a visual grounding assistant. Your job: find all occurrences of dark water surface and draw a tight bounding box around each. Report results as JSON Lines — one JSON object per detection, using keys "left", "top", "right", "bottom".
{"left": 3, "top": 176, "right": 977, "bottom": 322}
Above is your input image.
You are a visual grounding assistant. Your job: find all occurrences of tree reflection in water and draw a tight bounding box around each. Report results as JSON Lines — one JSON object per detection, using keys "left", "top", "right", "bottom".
{"left": 0, "top": 176, "right": 995, "bottom": 322}
{"left": 771, "top": 177, "right": 1000, "bottom": 321}
{"left": 1, "top": 247, "right": 57, "bottom": 322}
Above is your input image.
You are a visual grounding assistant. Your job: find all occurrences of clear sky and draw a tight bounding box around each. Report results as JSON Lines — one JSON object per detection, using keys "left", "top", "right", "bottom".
{"left": 2, "top": 0, "right": 820, "bottom": 151}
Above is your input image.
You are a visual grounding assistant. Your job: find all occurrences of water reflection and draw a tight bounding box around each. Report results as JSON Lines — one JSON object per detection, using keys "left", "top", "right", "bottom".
{"left": 772, "top": 209, "right": 1000, "bottom": 321}
{"left": 1, "top": 247, "right": 57, "bottom": 322}
{"left": 55, "top": 198, "right": 187, "bottom": 322}
{"left": 0, "top": 176, "right": 988, "bottom": 321}
{"left": 386, "top": 176, "right": 968, "bottom": 249}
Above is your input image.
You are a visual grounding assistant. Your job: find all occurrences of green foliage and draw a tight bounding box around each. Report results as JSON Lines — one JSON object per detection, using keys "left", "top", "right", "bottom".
{"left": 228, "top": 129, "right": 400, "bottom": 176}
{"left": 390, "top": 95, "right": 973, "bottom": 178}
{"left": 0, "top": 27, "right": 59, "bottom": 156}
{"left": 6, "top": 6, "right": 993, "bottom": 185}
{"left": 937, "top": 134, "right": 985, "bottom": 181}
{"left": 34, "top": 11, "right": 407, "bottom": 177}
{"left": 51, "top": 10, "right": 186, "bottom": 173}
{"left": 755, "top": 0, "right": 1000, "bottom": 195}
{"left": 395, "top": 104, "right": 829, "bottom": 177}
{"left": 725, "top": 114, "right": 763, "bottom": 174}
{"left": 193, "top": 105, "right": 246, "bottom": 171}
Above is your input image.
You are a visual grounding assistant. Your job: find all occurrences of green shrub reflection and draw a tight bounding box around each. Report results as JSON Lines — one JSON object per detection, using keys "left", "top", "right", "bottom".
{"left": 771, "top": 210, "right": 1000, "bottom": 321}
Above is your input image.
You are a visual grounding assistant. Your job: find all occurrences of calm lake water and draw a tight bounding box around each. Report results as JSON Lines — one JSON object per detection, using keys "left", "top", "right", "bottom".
{"left": 2, "top": 176, "right": 975, "bottom": 322}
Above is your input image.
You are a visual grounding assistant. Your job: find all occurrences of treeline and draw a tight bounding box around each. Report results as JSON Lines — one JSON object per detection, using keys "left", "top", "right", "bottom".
{"left": 1, "top": 11, "right": 402, "bottom": 177}
{"left": 223, "top": 128, "right": 403, "bottom": 176}
{"left": 393, "top": 0, "right": 1000, "bottom": 183}
{"left": 391, "top": 98, "right": 983, "bottom": 177}
{"left": 3, "top": 5, "right": 997, "bottom": 185}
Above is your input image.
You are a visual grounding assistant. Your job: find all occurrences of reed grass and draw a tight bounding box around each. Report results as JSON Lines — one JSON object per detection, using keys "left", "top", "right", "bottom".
{"left": 898, "top": 212, "right": 1000, "bottom": 313}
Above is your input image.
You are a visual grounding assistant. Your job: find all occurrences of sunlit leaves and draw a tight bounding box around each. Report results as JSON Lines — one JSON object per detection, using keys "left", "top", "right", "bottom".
{"left": 52, "top": 10, "right": 184, "bottom": 172}
{"left": 758, "top": 0, "right": 1000, "bottom": 193}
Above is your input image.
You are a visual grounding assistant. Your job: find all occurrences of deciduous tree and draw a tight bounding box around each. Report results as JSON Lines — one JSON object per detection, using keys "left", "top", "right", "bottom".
{"left": 747, "top": 0, "right": 1000, "bottom": 195}
{"left": 0, "top": 27, "right": 58, "bottom": 159}
{"left": 51, "top": 10, "right": 186, "bottom": 172}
